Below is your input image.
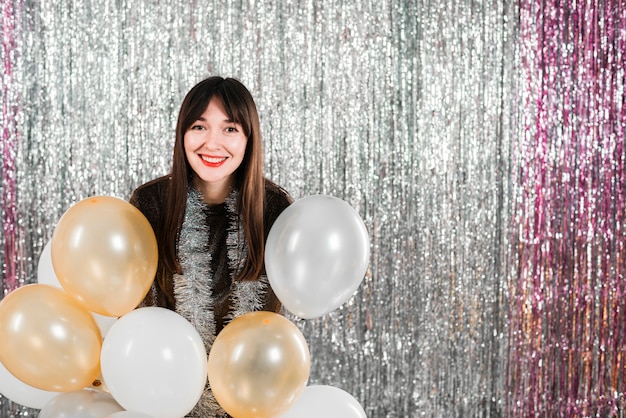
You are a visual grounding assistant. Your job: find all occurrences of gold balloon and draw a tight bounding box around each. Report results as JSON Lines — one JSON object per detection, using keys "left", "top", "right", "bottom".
{"left": 51, "top": 196, "right": 158, "bottom": 317}
{"left": 208, "top": 312, "right": 310, "bottom": 418}
{"left": 0, "top": 284, "right": 102, "bottom": 392}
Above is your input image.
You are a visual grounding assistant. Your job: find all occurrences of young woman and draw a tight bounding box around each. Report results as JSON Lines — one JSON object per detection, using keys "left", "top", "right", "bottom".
{"left": 130, "top": 76, "right": 292, "bottom": 417}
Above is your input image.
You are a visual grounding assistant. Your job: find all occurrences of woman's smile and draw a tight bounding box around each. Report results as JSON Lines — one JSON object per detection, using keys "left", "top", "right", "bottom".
{"left": 200, "top": 154, "right": 228, "bottom": 167}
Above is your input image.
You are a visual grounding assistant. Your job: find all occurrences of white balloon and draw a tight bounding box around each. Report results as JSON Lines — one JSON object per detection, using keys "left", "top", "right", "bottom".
{"left": 0, "top": 360, "right": 59, "bottom": 409}
{"left": 37, "top": 240, "right": 62, "bottom": 288}
{"left": 38, "top": 389, "right": 124, "bottom": 418}
{"left": 278, "top": 385, "right": 367, "bottom": 418}
{"left": 100, "top": 307, "right": 207, "bottom": 418}
{"left": 265, "top": 195, "right": 370, "bottom": 318}
{"left": 92, "top": 313, "right": 117, "bottom": 337}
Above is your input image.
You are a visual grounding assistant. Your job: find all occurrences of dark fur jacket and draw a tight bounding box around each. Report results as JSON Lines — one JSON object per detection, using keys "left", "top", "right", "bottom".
{"left": 129, "top": 175, "right": 292, "bottom": 334}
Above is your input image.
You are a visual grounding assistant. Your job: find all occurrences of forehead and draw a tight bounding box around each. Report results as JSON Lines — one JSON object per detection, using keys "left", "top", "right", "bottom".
{"left": 198, "top": 97, "right": 228, "bottom": 118}
{"left": 198, "top": 96, "right": 247, "bottom": 126}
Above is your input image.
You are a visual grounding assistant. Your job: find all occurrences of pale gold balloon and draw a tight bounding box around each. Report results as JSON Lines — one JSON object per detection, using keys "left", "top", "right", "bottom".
{"left": 0, "top": 284, "right": 102, "bottom": 392}
{"left": 51, "top": 196, "right": 158, "bottom": 317}
{"left": 208, "top": 312, "right": 310, "bottom": 418}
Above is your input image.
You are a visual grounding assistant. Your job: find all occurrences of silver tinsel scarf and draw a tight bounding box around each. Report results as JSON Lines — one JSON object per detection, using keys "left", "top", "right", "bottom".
{"left": 1, "top": 1, "right": 624, "bottom": 417}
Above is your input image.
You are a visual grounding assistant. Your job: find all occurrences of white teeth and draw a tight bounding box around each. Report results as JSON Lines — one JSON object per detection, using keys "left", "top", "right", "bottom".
{"left": 201, "top": 155, "right": 226, "bottom": 163}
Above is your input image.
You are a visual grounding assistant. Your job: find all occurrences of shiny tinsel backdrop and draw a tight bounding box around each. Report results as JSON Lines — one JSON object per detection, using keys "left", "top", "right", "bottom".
{"left": 0, "top": 0, "right": 624, "bottom": 417}
{"left": 508, "top": 1, "right": 625, "bottom": 416}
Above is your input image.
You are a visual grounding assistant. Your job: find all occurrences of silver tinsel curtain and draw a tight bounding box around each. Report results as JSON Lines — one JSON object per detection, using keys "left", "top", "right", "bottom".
{"left": 1, "top": 0, "right": 624, "bottom": 417}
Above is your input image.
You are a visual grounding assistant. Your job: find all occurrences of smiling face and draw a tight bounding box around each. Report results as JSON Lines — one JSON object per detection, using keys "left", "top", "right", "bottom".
{"left": 184, "top": 97, "right": 248, "bottom": 203}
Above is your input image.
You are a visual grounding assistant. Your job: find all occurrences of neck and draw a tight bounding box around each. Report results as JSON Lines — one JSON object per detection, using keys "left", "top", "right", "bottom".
{"left": 193, "top": 176, "right": 232, "bottom": 205}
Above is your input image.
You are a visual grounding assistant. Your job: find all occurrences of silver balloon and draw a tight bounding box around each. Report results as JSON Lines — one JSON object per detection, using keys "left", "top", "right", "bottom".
{"left": 265, "top": 195, "right": 370, "bottom": 319}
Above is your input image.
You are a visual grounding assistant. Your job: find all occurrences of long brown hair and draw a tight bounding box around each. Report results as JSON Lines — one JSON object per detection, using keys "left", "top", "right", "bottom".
{"left": 161, "top": 76, "right": 265, "bottom": 282}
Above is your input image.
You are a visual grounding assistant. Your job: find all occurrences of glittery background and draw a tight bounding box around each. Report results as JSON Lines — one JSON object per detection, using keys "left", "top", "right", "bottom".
{"left": 1, "top": 0, "right": 624, "bottom": 417}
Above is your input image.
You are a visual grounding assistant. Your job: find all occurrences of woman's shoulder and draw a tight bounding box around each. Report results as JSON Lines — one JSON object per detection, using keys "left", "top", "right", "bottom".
{"left": 264, "top": 178, "right": 293, "bottom": 207}
{"left": 130, "top": 175, "right": 171, "bottom": 202}
{"left": 129, "top": 175, "right": 170, "bottom": 219}
{"left": 262, "top": 179, "right": 292, "bottom": 231}
{"left": 132, "top": 175, "right": 171, "bottom": 195}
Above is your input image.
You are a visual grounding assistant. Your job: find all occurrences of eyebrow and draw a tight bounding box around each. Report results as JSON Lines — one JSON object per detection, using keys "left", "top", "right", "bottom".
{"left": 196, "top": 116, "right": 237, "bottom": 123}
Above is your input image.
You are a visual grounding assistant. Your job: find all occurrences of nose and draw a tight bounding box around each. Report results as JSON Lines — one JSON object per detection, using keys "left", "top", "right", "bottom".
{"left": 203, "top": 129, "right": 221, "bottom": 148}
